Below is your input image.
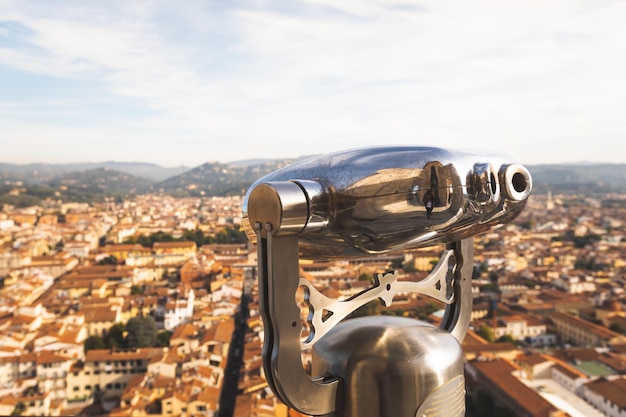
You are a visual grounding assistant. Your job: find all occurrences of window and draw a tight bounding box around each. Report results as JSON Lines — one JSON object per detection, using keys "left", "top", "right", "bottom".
{"left": 86, "top": 385, "right": 91, "bottom": 390}
{"left": 73, "top": 387, "right": 79, "bottom": 391}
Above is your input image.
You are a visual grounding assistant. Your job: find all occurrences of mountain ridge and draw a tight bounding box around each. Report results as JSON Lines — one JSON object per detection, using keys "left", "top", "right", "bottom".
{"left": 1, "top": 159, "right": 625, "bottom": 207}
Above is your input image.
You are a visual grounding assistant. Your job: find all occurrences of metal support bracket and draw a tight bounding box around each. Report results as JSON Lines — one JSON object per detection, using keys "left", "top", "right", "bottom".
{"left": 256, "top": 222, "right": 343, "bottom": 416}
{"left": 301, "top": 238, "right": 473, "bottom": 346}
{"left": 256, "top": 221, "right": 473, "bottom": 416}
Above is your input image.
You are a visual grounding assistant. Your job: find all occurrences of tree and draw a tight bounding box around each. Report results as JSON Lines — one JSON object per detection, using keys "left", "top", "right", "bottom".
{"left": 105, "top": 323, "right": 126, "bottom": 348}
{"left": 125, "top": 316, "right": 157, "bottom": 347}
{"left": 97, "top": 255, "right": 118, "bottom": 265}
{"left": 156, "top": 330, "right": 173, "bottom": 347}
{"left": 480, "top": 283, "right": 498, "bottom": 293}
{"left": 131, "top": 285, "right": 145, "bottom": 295}
{"left": 477, "top": 325, "right": 494, "bottom": 342}
{"left": 495, "top": 334, "right": 515, "bottom": 343}
{"left": 84, "top": 335, "right": 106, "bottom": 352}
{"left": 358, "top": 273, "right": 373, "bottom": 284}
{"left": 610, "top": 323, "right": 626, "bottom": 335}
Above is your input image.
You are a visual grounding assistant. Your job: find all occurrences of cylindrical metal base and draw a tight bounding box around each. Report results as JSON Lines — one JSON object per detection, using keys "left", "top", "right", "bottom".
{"left": 312, "top": 316, "right": 465, "bottom": 417}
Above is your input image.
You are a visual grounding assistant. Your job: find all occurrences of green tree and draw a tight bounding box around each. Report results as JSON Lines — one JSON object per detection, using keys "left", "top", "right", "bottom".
{"left": 12, "top": 402, "right": 26, "bottom": 416}
{"left": 154, "top": 231, "right": 176, "bottom": 243}
{"left": 480, "top": 283, "right": 498, "bottom": 293}
{"left": 84, "top": 335, "right": 106, "bottom": 352}
{"left": 610, "top": 323, "right": 626, "bottom": 335}
{"left": 358, "top": 273, "right": 373, "bottom": 284}
{"left": 495, "top": 334, "right": 515, "bottom": 343}
{"left": 97, "top": 255, "right": 118, "bottom": 265}
{"left": 156, "top": 330, "right": 173, "bottom": 347}
{"left": 131, "top": 285, "right": 145, "bottom": 295}
{"left": 477, "top": 325, "right": 494, "bottom": 342}
{"left": 125, "top": 316, "right": 157, "bottom": 347}
{"left": 105, "top": 323, "right": 126, "bottom": 348}
{"left": 182, "top": 229, "right": 208, "bottom": 247}
{"left": 137, "top": 234, "right": 152, "bottom": 247}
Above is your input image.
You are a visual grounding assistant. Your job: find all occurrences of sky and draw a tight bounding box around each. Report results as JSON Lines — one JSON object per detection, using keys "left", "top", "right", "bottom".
{"left": 1, "top": 0, "right": 625, "bottom": 168}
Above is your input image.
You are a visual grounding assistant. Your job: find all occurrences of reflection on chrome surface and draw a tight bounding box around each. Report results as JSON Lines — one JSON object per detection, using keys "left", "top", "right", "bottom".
{"left": 243, "top": 146, "right": 532, "bottom": 259}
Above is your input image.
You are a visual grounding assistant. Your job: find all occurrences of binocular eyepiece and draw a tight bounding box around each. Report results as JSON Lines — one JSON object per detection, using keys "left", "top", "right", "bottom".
{"left": 243, "top": 146, "right": 531, "bottom": 259}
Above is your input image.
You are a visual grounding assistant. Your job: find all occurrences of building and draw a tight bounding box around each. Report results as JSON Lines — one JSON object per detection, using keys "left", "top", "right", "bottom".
{"left": 68, "top": 347, "right": 165, "bottom": 409}
{"left": 466, "top": 356, "right": 565, "bottom": 417}
{"left": 582, "top": 377, "right": 626, "bottom": 417}
{"left": 550, "top": 311, "right": 626, "bottom": 348}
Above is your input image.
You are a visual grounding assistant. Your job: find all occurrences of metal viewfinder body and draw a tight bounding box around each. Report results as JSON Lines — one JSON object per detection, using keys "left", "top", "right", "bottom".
{"left": 243, "top": 146, "right": 531, "bottom": 260}
{"left": 243, "top": 146, "right": 532, "bottom": 417}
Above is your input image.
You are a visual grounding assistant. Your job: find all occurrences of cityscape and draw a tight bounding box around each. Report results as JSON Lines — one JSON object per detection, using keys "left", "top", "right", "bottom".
{"left": 3, "top": 2, "right": 625, "bottom": 416}
{"left": 1, "top": 175, "right": 626, "bottom": 417}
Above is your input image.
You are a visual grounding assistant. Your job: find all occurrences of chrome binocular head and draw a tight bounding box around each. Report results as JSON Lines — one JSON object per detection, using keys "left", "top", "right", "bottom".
{"left": 243, "top": 146, "right": 532, "bottom": 259}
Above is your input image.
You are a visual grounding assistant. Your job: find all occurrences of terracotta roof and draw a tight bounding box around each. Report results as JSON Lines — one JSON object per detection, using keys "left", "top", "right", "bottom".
{"left": 470, "top": 357, "right": 558, "bottom": 417}
{"left": 214, "top": 319, "right": 234, "bottom": 343}
{"left": 552, "top": 363, "right": 587, "bottom": 380}
{"left": 83, "top": 306, "right": 119, "bottom": 323}
{"left": 171, "top": 323, "right": 197, "bottom": 340}
{"left": 517, "top": 352, "right": 551, "bottom": 367}
{"left": 551, "top": 311, "right": 622, "bottom": 340}
{"left": 85, "top": 347, "right": 164, "bottom": 362}
{"left": 585, "top": 377, "right": 626, "bottom": 408}
{"left": 36, "top": 350, "right": 72, "bottom": 365}
{"left": 462, "top": 329, "right": 489, "bottom": 346}
{"left": 154, "top": 241, "right": 196, "bottom": 249}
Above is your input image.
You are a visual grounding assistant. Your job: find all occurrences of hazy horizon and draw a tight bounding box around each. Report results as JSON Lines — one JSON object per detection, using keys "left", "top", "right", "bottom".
{"left": 1, "top": 155, "right": 624, "bottom": 170}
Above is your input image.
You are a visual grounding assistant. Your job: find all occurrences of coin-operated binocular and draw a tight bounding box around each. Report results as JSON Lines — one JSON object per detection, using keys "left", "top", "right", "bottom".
{"left": 242, "top": 146, "right": 531, "bottom": 417}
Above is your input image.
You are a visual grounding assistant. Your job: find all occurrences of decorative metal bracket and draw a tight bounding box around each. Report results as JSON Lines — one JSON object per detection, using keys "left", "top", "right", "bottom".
{"left": 256, "top": 221, "right": 473, "bottom": 416}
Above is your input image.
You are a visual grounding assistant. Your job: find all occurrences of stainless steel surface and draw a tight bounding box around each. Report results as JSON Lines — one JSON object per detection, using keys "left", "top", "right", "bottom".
{"left": 312, "top": 316, "right": 465, "bottom": 417}
{"left": 255, "top": 224, "right": 341, "bottom": 416}
{"left": 440, "top": 239, "right": 474, "bottom": 344}
{"left": 243, "top": 146, "right": 532, "bottom": 259}
{"left": 301, "top": 243, "right": 467, "bottom": 346}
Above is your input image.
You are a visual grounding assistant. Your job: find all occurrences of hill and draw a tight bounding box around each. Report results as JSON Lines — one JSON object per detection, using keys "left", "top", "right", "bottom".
{"left": 0, "top": 168, "right": 154, "bottom": 207}
{"left": 1, "top": 159, "right": 625, "bottom": 207}
{"left": 0, "top": 161, "right": 189, "bottom": 183}
{"left": 527, "top": 163, "right": 626, "bottom": 195}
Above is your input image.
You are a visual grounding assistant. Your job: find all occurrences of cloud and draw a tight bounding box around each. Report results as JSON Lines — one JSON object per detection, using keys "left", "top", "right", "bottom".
{"left": 0, "top": 0, "right": 625, "bottom": 166}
